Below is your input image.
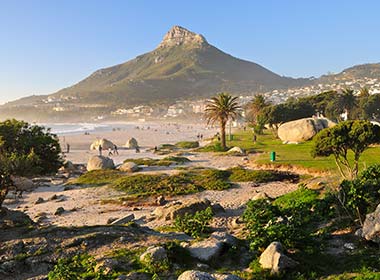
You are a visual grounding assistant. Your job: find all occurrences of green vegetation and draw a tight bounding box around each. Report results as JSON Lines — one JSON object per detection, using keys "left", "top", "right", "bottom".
{"left": 174, "top": 207, "right": 214, "bottom": 238}
{"left": 48, "top": 254, "right": 112, "bottom": 280}
{"left": 228, "top": 166, "right": 299, "bottom": 183}
{"left": 0, "top": 119, "right": 63, "bottom": 207}
{"left": 243, "top": 185, "right": 332, "bottom": 251}
{"left": 73, "top": 169, "right": 124, "bottom": 186}
{"left": 312, "top": 120, "right": 380, "bottom": 179}
{"left": 174, "top": 141, "right": 199, "bottom": 149}
{"left": 205, "top": 92, "right": 241, "bottom": 149}
{"left": 339, "top": 164, "right": 380, "bottom": 224}
{"left": 124, "top": 156, "right": 190, "bottom": 167}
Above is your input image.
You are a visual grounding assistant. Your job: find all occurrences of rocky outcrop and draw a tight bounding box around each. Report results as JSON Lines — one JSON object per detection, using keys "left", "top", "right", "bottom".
{"left": 90, "top": 138, "right": 115, "bottom": 151}
{"left": 152, "top": 198, "right": 211, "bottom": 221}
{"left": 125, "top": 138, "right": 139, "bottom": 149}
{"left": 118, "top": 162, "right": 140, "bottom": 173}
{"left": 362, "top": 204, "right": 380, "bottom": 243}
{"left": 158, "top": 26, "right": 207, "bottom": 48}
{"left": 259, "top": 242, "right": 298, "bottom": 274}
{"left": 278, "top": 117, "right": 335, "bottom": 143}
{"left": 10, "top": 176, "right": 36, "bottom": 194}
{"left": 87, "top": 156, "right": 115, "bottom": 171}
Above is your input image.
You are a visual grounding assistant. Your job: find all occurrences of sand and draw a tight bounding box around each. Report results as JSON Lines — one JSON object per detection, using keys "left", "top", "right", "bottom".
{"left": 4, "top": 121, "right": 300, "bottom": 232}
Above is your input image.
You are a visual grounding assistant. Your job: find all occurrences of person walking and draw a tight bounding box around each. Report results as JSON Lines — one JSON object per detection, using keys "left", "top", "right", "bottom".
{"left": 98, "top": 144, "right": 103, "bottom": 156}
{"left": 66, "top": 143, "right": 70, "bottom": 153}
{"left": 108, "top": 148, "right": 113, "bottom": 157}
{"left": 113, "top": 145, "right": 119, "bottom": 155}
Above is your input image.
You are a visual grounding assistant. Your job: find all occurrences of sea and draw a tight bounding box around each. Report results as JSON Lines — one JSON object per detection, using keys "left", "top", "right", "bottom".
{"left": 39, "top": 123, "right": 139, "bottom": 136}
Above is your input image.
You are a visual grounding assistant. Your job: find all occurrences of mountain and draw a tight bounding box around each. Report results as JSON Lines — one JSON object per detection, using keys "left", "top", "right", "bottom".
{"left": 6, "top": 26, "right": 306, "bottom": 108}
{"left": 318, "top": 63, "right": 380, "bottom": 83}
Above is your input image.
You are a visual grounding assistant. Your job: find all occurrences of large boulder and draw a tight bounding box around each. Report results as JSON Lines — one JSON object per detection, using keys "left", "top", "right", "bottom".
{"left": 227, "top": 146, "right": 245, "bottom": 155}
{"left": 259, "top": 242, "right": 298, "bottom": 274}
{"left": 118, "top": 162, "right": 140, "bottom": 173}
{"left": 178, "top": 270, "right": 215, "bottom": 280}
{"left": 362, "top": 204, "right": 380, "bottom": 243}
{"left": 87, "top": 156, "right": 115, "bottom": 171}
{"left": 152, "top": 198, "right": 211, "bottom": 221}
{"left": 125, "top": 137, "right": 139, "bottom": 149}
{"left": 90, "top": 138, "right": 115, "bottom": 151}
{"left": 278, "top": 117, "right": 335, "bottom": 143}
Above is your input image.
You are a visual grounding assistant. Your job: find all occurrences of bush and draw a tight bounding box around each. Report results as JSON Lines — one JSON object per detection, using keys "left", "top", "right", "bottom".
{"left": 339, "top": 164, "right": 380, "bottom": 223}
{"left": 175, "top": 141, "right": 200, "bottom": 149}
{"left": 197, "top": 142, "right": 228, "bottom": 152}
{"left": 73, "top": 169, "right": 124, "bottom": 186}
{"left": 174, "top": 207, "right": 214, "bottom": 238}
{"left": 243, "top": 186, "right": 331, "bottom": 251}
{"left": 48, "top": 254, "right": 113, "bottom": 280}
{"left": 124, "top": 156, "right": 190, "bottom": 167}
{"left": 228, "top": 167, "right": 299, "bottom": 183}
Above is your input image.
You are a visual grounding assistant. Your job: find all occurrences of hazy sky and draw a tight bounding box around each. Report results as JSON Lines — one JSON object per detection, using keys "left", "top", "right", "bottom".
{"left": 1, "top": 0, "right": 379, "bottom": 103}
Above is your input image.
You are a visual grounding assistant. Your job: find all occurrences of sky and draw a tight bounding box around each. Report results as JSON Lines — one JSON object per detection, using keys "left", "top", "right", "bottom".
{"left": 1, "top": 0, "right": 379, "bottom": 104}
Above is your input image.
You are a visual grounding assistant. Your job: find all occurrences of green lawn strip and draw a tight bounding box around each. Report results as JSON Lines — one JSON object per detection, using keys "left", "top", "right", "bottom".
{"left": 123, "top": 156, "right": 191, "bottom": 167}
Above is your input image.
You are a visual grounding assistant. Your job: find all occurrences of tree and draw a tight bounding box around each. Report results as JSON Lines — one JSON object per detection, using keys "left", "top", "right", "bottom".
{"left": 339, "top": 88, "right": 357, "bottom": 120}
{"left": 0, "top": 119, "right": 63, "bottom": 207}
{"left": 245, "top": 94, "right": 270, "bottom": 134}
{"left": 311, "top": 120, "right": 380, "bottom": 180}
{"left": 205, "top": 93, "right": 241, "bottom": 149}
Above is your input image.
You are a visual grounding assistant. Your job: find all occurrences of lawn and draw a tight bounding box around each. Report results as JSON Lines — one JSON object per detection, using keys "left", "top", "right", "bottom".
{"left": 227, "top": 129, "right": 380, "bottom": 174}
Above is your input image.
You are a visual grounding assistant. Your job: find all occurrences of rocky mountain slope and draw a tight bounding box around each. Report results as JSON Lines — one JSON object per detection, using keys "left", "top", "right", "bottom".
{"left": 5, "top": 26, "right": 306, "bottom": 108}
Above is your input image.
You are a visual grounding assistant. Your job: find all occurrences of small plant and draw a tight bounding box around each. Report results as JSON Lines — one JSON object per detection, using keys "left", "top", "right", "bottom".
{"left": 175, "top": 141, "right": 200, "bottom": 149}
{"left": 73, "top": 169, "right": 124, "bottom": 186}
{"left": 48, "top": 254, "right": 113, "bottom": 280}
{"left": 174, "top": 207, "right": 214, "bottom": 238}
{"left": 228, "top": 167, "right": 299, "bottom": 183}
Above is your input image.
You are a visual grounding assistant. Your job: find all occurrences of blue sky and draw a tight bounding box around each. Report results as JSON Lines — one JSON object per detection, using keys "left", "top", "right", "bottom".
{"left": 1, "top": 0, "right": 379, "bottom": 103}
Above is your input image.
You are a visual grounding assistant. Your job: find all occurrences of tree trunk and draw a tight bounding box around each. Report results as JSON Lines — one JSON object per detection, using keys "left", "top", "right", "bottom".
{"left": 221, "top": 121, "right": 227, "bottom": 149}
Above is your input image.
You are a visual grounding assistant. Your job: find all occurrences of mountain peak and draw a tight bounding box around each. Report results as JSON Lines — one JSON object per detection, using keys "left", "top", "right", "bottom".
{"left": 158, "top": 25, "right": 207, "bottom": 48}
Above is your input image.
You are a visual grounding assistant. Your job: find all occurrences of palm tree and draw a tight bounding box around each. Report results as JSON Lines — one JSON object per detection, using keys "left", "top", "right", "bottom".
{"left": 205, "top": 92, "right": 241, "bottom": 149}
{"left": 340, "top": 88, "right": 357, "bottom": 120}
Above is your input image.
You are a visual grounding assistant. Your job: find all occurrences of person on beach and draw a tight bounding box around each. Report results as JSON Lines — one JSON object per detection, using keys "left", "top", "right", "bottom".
{"left": 98, "top": 144, "right": 103, "bottom": 156}
{"left": 108, "top": 148, "right": 113, "bottom": 157}
{"left": 113, "top": 145, "right": 119, "bottom": 155}
{"left": 135, "top": 147, "right": 140, "bottom": 153}
{"left": 66, "top": 143, "right": 70, "bottom": 153}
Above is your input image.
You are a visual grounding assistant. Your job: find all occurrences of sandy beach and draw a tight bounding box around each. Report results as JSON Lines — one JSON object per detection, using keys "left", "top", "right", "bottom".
{"left": 58, "top": 121, "right": 219, "bottom": 165}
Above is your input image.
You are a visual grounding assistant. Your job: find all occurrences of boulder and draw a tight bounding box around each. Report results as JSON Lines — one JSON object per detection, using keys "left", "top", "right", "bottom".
{"left": 90, "top": 138, "right": 115, "bottom": 151}
{"left": 227, "top": 146, "right": 245, "bottom": 155}
{"left": 125, "top": 137, "right": 139, "bottom": 149}
{"left": 186, "top": 232, "right": 236, "bottom": 262}
{"left": 110, "top": 214, "right": 135, "bottom": 225}
{"left": 10, "top": 176, "right": 36, "bottom": 193}
{"left": 252, "top": 192, "right": 269, "bottom": 201}
{"left": 178, "top": 270, "right": 215, "bottom": 280}
{"left": 140, "top": 246, "right": 168, "bottom": 265}
{"left": 212, "top": 274, "right": 242, "bottom": 280}
{"left": 278, "top": 117, "right": 335, "bottom": 143}
{"left": 362, "top": 204, "right": 380, "bottom": 243}
{"left": 87, "top": 156, "right": 115, "bottom": 171}
{"left": 118, "top": 162, "right": 140, "bottom": 172}
{"left": 152, "top": 198, "right": 211, "bottom": 220}
{"left": 259, "top": 242, "right": 298, "bottom": 274}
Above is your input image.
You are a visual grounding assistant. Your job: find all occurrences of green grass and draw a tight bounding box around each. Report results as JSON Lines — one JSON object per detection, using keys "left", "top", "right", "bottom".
{"left": 175, "top": 141, "right": 200, "bottom": 149}
{"left": 123, "top": 156, "right": 190, "bottom": 167}
{"left": 228, "top": 166, "right": 299, "bottom": 183}
{"left": 226, "top": 130, "right": 380, "bottom": 175}
{"left": 72, "top": 169, "right": 124, "bottom": 186}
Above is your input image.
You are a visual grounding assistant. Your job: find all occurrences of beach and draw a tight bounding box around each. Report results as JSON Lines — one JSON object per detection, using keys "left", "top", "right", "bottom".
{"left": 57, "top": 121, "right": 219, "bottom": 165}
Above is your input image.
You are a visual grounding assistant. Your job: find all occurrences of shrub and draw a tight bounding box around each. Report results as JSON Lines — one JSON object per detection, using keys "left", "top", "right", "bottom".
{"left": 197, "top": 142, "right": 228, "bottom": 152}
{"left": 339, "top": 164, "right": 380, "bottom": 223}
{"left": 124, "top": 156, "right": 190, "bottom": 167}
{"left": 175, "top": 141, "right": 200, "bottom": 149}
{"left": 174, "top": 207, "right": 214, "bottom": 238}
{"left": 48, "top": 254, "right": 113, "bottom": 280}
{"left": 228, "top": 167, "right": 299, "bottom": 183}
{"left": 243, "top": 186, "right": 331, "bottom": 251}
{"left": 73, "top": 169, "right": 124, "bottom": 186}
